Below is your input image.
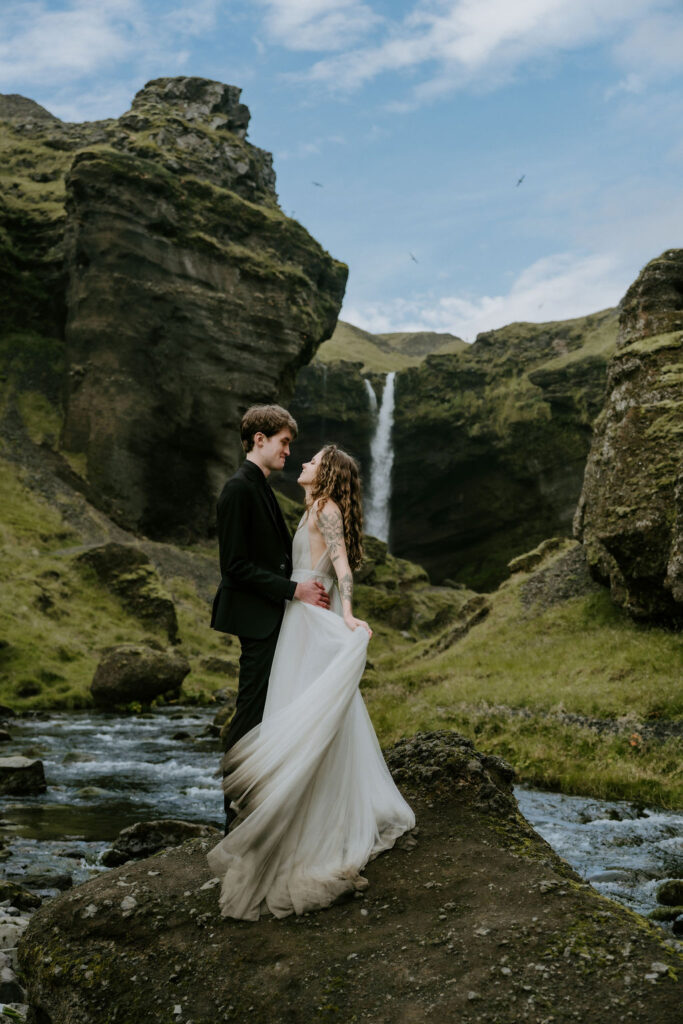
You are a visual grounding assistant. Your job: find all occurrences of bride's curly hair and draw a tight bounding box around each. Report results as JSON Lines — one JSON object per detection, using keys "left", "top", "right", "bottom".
{"left": 309, "top": 445, "right": 364, "bottom": 570}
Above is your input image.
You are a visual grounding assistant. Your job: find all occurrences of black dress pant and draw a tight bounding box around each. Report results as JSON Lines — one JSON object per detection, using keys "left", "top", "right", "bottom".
{"left": 221, "top": 618, "right": 282, "bottom": 818}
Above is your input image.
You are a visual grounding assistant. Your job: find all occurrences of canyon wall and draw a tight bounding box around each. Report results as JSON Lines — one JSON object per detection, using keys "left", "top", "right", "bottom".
{"left": 575, "top": 250, "right": 683, "bottom": 625}
{"left": 0, "top": 78, "right": 346, "bottom": 540}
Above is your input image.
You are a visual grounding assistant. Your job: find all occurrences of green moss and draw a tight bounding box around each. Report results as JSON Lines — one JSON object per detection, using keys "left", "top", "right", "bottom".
{"left": 618, "top": 329, "right": 683, "bottom": 357}
{"left": 16, "top": 389, "right": 62, "bottom": 445}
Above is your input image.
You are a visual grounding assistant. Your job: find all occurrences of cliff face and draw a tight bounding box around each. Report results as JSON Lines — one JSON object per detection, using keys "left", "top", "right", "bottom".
{"left": 391, "top": 310, "right": 617, "bottom": 588}
{"left": 575, "top": 250, "right": 683, "bottom": 625}
{"left": 0, "top": 78, "right": 347, "bottom": 539}
{"left": 276, "top": 359, "right": 374, "bottom": 498}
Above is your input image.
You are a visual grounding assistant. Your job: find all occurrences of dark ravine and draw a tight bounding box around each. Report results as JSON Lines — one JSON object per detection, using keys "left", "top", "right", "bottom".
{"left": 16, "top": 733, "right": 683, "bottom": 1024}
{"left": 0, "top": 77, "right": 346, "bottom": 541}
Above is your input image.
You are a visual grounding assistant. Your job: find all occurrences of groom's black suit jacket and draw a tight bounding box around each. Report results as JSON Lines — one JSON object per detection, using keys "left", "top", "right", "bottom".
{"left": 211, "top": 459, "right": 297, "bottom": 640}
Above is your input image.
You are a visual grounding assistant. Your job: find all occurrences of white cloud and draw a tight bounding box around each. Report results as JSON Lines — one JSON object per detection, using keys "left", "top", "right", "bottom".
{"left": 0, "top": 0, "right": 219, "bottom": 93}
{"left": 257, "top": 0, "right": 381, "bottom": 51}
{"left": 277, "top": 132, "right": 346, "bottom": 159}
{"left": 302, "top": 0, "right": 683, "bottom": 100}
{"left": 0, "top": 1, "right": 138, "bottom": 84}
{"left": 342, "top": 250, "right": 629, "bottom": 340}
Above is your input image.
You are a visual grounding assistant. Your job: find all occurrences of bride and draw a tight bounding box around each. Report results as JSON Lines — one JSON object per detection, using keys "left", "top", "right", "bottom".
{"left": 206, "top": 444, "right": 415, "bottom": 920}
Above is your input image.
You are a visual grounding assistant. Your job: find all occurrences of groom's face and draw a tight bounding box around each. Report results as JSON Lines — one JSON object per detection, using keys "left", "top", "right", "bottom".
{"left": 258, "top": 428, "right": 293, "bottom": 473}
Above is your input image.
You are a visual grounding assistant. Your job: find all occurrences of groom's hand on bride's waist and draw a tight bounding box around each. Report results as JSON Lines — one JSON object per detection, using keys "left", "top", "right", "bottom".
{"left": 294, "top": 580, "right": 330, "bottom": 608}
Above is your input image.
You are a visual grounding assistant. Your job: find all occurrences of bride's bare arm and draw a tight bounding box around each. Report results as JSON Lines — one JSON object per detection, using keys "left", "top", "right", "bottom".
{"left": 315, "top": 501, "right": 371, "bottom": 635}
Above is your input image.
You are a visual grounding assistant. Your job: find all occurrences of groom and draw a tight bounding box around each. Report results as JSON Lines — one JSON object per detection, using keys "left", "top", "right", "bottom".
{"left": 211, "top": 404, "right": 329, "bottom": 831}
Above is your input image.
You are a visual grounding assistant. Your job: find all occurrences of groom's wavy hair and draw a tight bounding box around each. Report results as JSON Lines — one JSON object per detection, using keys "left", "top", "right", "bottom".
{"left": 240, "top": 405, "right": 298, "bottom": 453}
{"left": 311, "top": 445, "right": 364, "bottom": 571}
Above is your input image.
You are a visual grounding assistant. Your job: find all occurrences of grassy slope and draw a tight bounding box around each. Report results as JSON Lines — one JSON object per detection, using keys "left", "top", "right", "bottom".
{"left": 0, "top": 458, "right": 239, "bottom": 711}
{"left": 315, "top": 320, "right": 468, "bottom": 372}
{"left": 361, "top": 542, "right": 682, "bottom": 807}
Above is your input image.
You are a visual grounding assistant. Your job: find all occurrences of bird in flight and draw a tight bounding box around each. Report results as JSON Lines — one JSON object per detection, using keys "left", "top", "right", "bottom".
{"left": 409, "top": 252, "right": 418, "bottom": 263}
{"left": 312, "top": 181, "right": 324, "bottom": 187}
{"left": 516, "top": 174, "right": 525, "bottom": 187}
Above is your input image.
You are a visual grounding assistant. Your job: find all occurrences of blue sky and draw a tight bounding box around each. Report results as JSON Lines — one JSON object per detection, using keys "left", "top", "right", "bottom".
{"left": 3, "top": 1, "right": 683, "bottom": 340}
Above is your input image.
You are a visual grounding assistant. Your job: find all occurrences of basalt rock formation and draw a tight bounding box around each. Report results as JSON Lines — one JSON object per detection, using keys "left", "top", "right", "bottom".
{"left": 575, "top": 250, "right": 683, "bottom": 625}
{"left": 0, "top": 77, "right": 347, "bottom": 540}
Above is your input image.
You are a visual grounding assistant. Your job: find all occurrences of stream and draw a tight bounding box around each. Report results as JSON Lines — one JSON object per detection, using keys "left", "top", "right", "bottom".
{"left": 1, "top": 708, "right": 681, "bottom": 935}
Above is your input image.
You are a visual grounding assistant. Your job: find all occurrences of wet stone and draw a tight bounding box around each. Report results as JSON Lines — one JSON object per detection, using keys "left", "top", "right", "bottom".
{"left": 656, "top": 879, "right": 683, "bottom": 906}
{"left": 0, "top": 757, "right": 46, "bottom": 796}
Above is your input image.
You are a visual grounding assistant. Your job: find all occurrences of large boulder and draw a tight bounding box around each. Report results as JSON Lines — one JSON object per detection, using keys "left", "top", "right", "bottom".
{"left": 0, "top": 756, "right": 46, "bottom": 796}
{"left": 102, "top": 819, "right": 221, "bottom": 867}
{"left": 17, "top": 732, "right": 682, "bottom": 1024}
{"left": 76, "top": 543, "right": 178, "bottom": 641}
{"left": 575, "top": 250, "right": 683, "bottom": 625}
{"left": 90, "top": 643, "right": 190, "bottom": 706}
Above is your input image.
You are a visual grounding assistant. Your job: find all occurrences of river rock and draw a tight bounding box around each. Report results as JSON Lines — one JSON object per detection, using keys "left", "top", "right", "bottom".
{"left": 0, "top": 965, "right": 26, "bottom": 1004}
{"left": 0, "top": 757, "right": 46, "bottom": 796}
{"left": 101, "top": 819, "right": 221, "bottom": 867}
{"left": 90, "top": 644, "right": 190, "bottom": 707}
{"left": 76, "top": 543, "right": 178, "bottom": 641}
{"left": 22, "top": 872, "right": 73, "bottom": 892}
{"left": 649, "top": 905, "right": 683, "bottom": 922}
{"left": 0, "top": 730, "right": 11, "bottom": 742}
{"left": 0, "top": 884, "right": 41, "bottom": 911}
{"left": 656, "top": 878, "right": 683, "bottom": 906}
{"left": 0, "top": 913, "right": 31, "bottom": 951}
{"left": 17, "top": 730, "right": 682, "bottom": 1024}
{"left": 575, "top": 250, "right": 683, "bottom": 625}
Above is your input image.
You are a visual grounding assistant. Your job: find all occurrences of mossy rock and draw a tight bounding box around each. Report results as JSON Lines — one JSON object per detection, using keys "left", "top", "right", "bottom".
{"left": 657, "top": 879, "right": 683, "bottom": 906}
{"left": 76, "top": 543, "right": 178, "bottom": 641}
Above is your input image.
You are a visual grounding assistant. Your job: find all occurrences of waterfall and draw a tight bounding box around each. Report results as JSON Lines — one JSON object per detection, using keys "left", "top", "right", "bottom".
{"left": 364, "top": 371, "right": 396, "bottom": 544}
{"left": 363, "top": 378, "right": 378, "bottom": 414}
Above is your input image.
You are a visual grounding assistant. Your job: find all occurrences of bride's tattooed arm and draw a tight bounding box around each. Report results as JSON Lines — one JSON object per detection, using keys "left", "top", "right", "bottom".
{"left": 338, "top": 571, "right": 353, "bottom": 605}
{"left": 316, "top": 504, "right": 367, "bottom": 633}
{"left": 317, "top": 507, "right": 345, "bottom": 565}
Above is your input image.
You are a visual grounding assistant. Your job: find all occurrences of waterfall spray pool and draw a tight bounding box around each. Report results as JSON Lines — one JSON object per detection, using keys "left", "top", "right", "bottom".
{"left": 364, "top": 371, "right": 396, "bottom": 543}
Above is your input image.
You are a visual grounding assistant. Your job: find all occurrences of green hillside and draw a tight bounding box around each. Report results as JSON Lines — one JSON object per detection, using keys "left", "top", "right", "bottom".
{"left": 315, "top": 320, "right": 468, "bottom": 371}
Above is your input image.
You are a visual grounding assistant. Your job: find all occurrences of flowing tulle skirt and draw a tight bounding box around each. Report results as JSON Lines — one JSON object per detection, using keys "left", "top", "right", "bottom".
{"left": 206, "top": 579, "right": 415, "bottom": 921}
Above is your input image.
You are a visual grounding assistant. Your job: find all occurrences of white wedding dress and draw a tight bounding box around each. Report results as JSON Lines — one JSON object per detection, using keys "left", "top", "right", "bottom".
{"left": 206, "top": 517, "right": 415, "bottom": 920}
